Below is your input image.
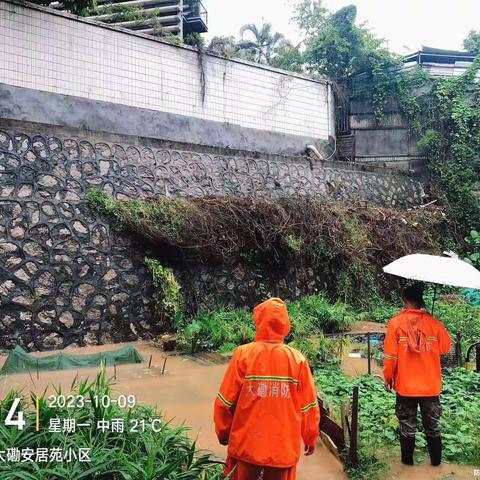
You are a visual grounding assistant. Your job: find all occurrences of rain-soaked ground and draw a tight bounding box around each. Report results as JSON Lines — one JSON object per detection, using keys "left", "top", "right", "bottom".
{"left": 0, "top": 340, "right": 475, "bottom": 480}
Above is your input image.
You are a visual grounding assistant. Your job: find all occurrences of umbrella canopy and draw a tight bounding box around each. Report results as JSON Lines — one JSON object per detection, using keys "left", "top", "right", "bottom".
{"left": 383, "top": 254, "right": 480, "bottom": 290}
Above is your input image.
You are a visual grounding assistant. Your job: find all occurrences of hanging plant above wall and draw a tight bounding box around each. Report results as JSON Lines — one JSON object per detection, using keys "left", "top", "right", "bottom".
{"left": 144, "top": 257, "right": 183, "bottom": 328}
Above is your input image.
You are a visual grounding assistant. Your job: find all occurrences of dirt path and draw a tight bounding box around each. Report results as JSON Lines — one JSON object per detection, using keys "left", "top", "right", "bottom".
{"left": 0, "top": 341, "right": 346, "bottom": 480}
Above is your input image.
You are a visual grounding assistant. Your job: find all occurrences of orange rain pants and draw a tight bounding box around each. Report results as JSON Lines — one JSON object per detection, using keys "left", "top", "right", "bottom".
{"left": 224, "top": 456, "right": 296, "bottom": 480}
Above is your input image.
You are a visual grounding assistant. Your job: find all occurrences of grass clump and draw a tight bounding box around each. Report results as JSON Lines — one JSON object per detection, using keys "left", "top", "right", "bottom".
{"left": 0, "top": 369, "right": 223, "bottom": 479}
{"left": 177, "top": 294, "right": 355, "bottom": 356}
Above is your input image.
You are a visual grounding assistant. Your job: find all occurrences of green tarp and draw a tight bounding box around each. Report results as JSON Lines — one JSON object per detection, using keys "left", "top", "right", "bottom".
{"left": 0, "top": 345, "right": 144, "bottom": 375}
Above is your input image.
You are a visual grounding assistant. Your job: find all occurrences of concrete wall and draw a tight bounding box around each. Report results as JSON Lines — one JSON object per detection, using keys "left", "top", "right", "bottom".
{"left": 340, "top": 96, "right": 425, "bottom": 171}
{"left": 0, "top": 0, "right": 333, "bottom": 153}
{"left": 0, "top": 83, "right": 327, "bottom": 157}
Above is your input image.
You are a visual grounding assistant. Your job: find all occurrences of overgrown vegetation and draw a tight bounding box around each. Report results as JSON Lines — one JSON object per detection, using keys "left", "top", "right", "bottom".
{"left": 87, "top": 190, "right": 453, "bottom": 308}
{"left": 465, "top": 229, "right": 480, "bottom": 269}
{"left": 412, "top": 59, "right": 480, "bottom": 231}
{"left": 464, "top": 30, "right": 480, "bottom": 55}
{"left": 176, "top": 294, "right": 355, "bottom": 356}
{"left": 288, "top": 2, "right": 480, "bottom": 232}
{"left": 0, "top": 369, "right": 223, "bottom": 479}
{"left": 434, "top": 301, "right": 480, "bottom": 345}
{"left": 316, "top": 367, "right": 480, "bottom": 479}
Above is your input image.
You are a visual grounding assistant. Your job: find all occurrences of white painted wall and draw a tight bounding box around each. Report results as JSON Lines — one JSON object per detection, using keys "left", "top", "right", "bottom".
{"left": 0, "top": 0, "right": 333, "bottom": 140}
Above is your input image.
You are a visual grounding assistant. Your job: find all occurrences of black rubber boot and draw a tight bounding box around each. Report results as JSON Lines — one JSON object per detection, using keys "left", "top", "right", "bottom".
{"left": 399, "top": 435, "right": 415, "bottom": 465}
{"left": 426, "top": 436, "right": 442, "bottom": 466}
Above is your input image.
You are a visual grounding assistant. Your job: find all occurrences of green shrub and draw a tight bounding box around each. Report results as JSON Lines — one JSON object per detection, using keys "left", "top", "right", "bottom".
{"left": 177, "top": 309, "right": 255, "bottom": 353}
{"left": 434, "top": 302, "right": 480, "bottom": 344}
{"left": 357, "top": 302, "right": 400, "bottom": 323}
{"left": 289, "top": 334, "right": 348, "bottom": 369}
{"left": 289, "top": 295, "right": 356, "bottom": 334}
{"left": 183, "top": 320, "right": 204, "bottom": 354}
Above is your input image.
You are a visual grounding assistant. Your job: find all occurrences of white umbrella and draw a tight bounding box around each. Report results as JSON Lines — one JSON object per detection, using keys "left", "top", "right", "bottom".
{"left": 383, "top": 254, "right": 480, "bottom": 290}
{"left": 383, "top": 253, "right": 480, "bottom": 314}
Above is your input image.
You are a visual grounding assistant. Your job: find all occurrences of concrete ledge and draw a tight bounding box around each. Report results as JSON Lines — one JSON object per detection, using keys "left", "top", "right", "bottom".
{"left": 0, "top": 83, "right": 325, "bottom": 157}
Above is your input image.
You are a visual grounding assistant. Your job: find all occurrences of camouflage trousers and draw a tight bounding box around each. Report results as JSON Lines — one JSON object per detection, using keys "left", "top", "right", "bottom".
{"left": 395, "top": 395, "right": 442, "bottom": 438}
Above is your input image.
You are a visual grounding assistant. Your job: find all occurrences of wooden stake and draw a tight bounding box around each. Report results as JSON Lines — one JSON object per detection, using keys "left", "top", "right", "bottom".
{"left": 367, "top": 332, "right": 371, "bottom": 375}
{"left": 349, "top": 386, "right": 359, "bottom": 466}
{"left": 148, "top": 355, "right": 153, "bottom": 369}
{"left": 162, "top": 357, "right": 167, "bottom": 375}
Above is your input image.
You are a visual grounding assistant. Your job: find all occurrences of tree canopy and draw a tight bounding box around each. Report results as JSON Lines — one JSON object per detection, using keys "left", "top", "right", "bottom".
{"left": 32, "top": 0, "right": 92, "bottom": 15}
{"left": 464, "top": 30, "right": 480, "bottom": 55}
{"left": 238, "top": 23, "right": 285, "bottom": 64}
{"left": 294, "top": 1, "right": 399, "bottom": 82}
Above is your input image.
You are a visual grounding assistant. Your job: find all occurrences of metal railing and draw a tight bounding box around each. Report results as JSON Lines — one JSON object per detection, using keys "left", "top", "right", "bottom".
{"left": 184, "top": 0, "right": 208, "bottom": 25}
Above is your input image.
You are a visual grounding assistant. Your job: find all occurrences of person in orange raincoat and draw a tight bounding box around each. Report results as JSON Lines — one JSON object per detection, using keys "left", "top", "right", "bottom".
{"left": 384, "top": 284, "right": 451, "bottom": 467}
{"left": 213, "top": 297, "right": 320, "bottom": 480}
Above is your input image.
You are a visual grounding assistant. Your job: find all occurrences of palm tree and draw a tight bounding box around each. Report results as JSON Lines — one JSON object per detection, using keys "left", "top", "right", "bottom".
{"left": 238, "top": 23, "right": 285, "bottom": 65}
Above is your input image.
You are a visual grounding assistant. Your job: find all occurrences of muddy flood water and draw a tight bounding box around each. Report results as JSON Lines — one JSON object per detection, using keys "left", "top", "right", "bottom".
{"left": 0, "top": 340, "right": 475, "bottom": 480}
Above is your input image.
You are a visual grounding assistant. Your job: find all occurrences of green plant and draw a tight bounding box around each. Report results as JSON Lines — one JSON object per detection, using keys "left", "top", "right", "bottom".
{"left": 285, "top": 234, "right": 304, "bottom": 254}
{"left": 183, "top": 320, "right": 204, "bottom": 354}
{"left": 289, "top": 294, "right": 356, "bottom": 333}
{"left": 356, "top": 301, "right": 400, "bottom": 323}
{"left": 289, "top": 334, "right": 348, "bottom": 369}
{"left": 160, "top": 32, "right": 183, "bottom": 46}
{"left": 184, "top": 33, "right": 205, "bottom": 48}
{"left": 0, "top": 369, "right": 224, "bottom": 479}
{"left": 434, "top": 301, "right": 480, "bottom": 344}
{"left": 144, "top": 257, "right": 183, "bottom": 328}
{"left": 464, "top": 30, "right": 480, "bottom": 55}
{"left": 238, "top": 23, "right": 285, "bottom": 65}
{"left": 176, "top": 294, "right": 356, "bottom": 355}
{"left": 465, "top": 230, "right": 480, "bottom": 269}
{"left": 218, "top": 342, "right": 236, "bottom": 354}
{"left": 86, "top": 188, "right": 123, "bottom": 228}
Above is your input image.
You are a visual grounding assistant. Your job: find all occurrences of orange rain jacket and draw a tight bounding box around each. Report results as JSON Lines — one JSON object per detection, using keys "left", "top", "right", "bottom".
{"left": 384, "top": 309, "right": 451, "bottom": 397}
{"left": 214, "top": 298, "right": 320, "bottom": 468}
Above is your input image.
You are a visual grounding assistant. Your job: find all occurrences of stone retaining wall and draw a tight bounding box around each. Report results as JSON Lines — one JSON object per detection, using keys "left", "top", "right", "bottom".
{"left": 0, "top": 126, "right": 425, "bottom": 350}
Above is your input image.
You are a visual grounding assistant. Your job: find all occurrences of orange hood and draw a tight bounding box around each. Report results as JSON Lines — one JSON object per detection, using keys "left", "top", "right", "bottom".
{"left": 253, "top": 297, "right": 291, "bottom": 343}
{"left": 398, "top": 309, "right": 430, "bottom": 353}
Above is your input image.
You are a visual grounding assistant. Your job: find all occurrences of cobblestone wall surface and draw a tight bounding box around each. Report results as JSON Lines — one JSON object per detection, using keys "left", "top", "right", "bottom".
{"left": 0, "top": 128, "right": 425, "bottom": 350}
